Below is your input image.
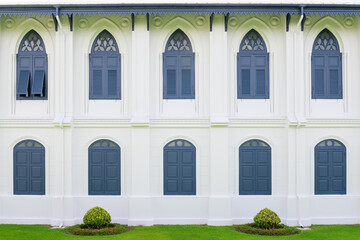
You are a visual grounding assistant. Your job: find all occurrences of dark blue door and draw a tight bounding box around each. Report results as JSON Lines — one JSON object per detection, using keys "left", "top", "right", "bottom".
{"left": 315, "top": 139, "right": 346, "bottom": 195}
{"left": 14, "top": 140, "right": 45, "bottom": 195}
{"left": 164, "top": 139, "right": 196, "bottom": 195}
{"left": 89, "top": 140, "right": 121, "bottom": 195}
{"left": 239, "top": 139, "right": 271, "bottom": 195}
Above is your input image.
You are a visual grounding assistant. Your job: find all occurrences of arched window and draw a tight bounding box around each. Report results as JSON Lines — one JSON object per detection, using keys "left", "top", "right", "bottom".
{"left": 88, "top": 139, "right": 121, "bottom": 195}
{"left": 89, "top": 30, "right": 121, "bottom": 99}
{"left": 164, "top": 139, "right": 196, "bottom": 195}
{"left": 315, "top": 139, "right": 346, "bottom": 194}
{"left": 312, "top": 29, "right": 342, "bottom": 99}
{"left": 14, "top": 140, "right": 45, "bottom": 195}
{"left": 239, "top": 139, "right": 271, "bottom": 195}
{"left": 163, "top": 29, "right": 195, "bottom": 99}
{"left": 237, "top": 30, "right": 269, "bottom": 99}
{"left": 17, "top": 30, "right": 47, "bottom": 100}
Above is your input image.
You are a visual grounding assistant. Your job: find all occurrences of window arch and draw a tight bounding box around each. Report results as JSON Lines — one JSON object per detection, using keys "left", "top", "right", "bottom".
{"left": 237, "top": 29, "right": 269, "bottom": 99}
{"left": 163, "top": 29, "right": 195, "bottom": 99}
{"left": 17, "top": 30, "right": 48, "bottom": 100}
{"left": 89, "top": 30, "right": 121, "bottom": 99}
{"left": 315, "top": 139, "right": 346, "bottom": 194}
{"left": 88, "top": 139, "right": 121, "bottom": 195}
{"left": 164, "top": 139, "right": 196, "bottom": 195}
{"left": 239, "top": 139, "right": 271, "bottom": 195}
{"left": 14, "top": 140, "right": 45, "bottom": 195}
{"left": 311, "top": 29, "right": 342, "bottom": 99}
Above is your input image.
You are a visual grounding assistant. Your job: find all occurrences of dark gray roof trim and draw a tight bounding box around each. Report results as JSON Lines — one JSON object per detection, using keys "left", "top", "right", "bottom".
{"left": 0, "top": 4, "right": 360, "bottom": 17}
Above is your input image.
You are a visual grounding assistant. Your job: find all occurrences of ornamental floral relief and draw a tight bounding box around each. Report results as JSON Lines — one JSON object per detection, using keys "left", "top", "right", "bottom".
{"left": 20, "top": 32, "right": 45, "bottom": 52}
{"left": 166, "top": 30, "right": 192, "bottom": 52}
{"left": 93, "top": 31, "right": 118, "bottom": 52}
{"left": 240, "top": 30, "right": 266, "bottom": 51}
{"left": 313, "top": 30, "right": 338, "bottom": 51}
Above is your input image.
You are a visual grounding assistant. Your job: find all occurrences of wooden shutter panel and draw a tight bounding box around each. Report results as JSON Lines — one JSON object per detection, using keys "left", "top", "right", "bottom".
{"left": 328, "top": 55, "right": 342, "bottom": 98}
{"left": 31, "top": 70, "right": 45, "bottom": 96}
{"left": 163, "top": 54, "right": 178, "bottom": 99}
{"left": 17, "top": 70, "right": 30, "bottom": 96}
{"left": 164, "top": 140, "right": 196, "bottom": 195}
{"left": 14, "top": 141, "right": 45, "bottom": 195}
{"left": 315, "top": 142, "right": 346, "bottom": 195}
{"left": 239, "top": 141, "right": 271, "bottom": 195}
{"left": 164, "top": 150, "right": 179, "bottom": 194}
{"left": 238, "top": 54, "right": 251, "bottom": 98}
{"left": 179, "top": 54, "right": 195, "bottom": 99}
{"left": 312, "top": 55, "right": 325, "bottom": 98}
{"left": 89, "top": 141, "right": 120, "bottom": 195}
{"left": 14, "top": 150, "right": 29, "bottom": 194}
{"left": 89, "top": 150, "right": 104, "bottom": 195}
{"left": 106, "top": 55, "right": 121, "bottom": 99}
{"left": 253, "top": 55, "right": 269, "bottom": 98}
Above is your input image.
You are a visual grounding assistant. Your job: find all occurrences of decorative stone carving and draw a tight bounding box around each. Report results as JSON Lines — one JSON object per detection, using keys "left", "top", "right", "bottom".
{"left": 344, "top": 17, "right": 354, "bottom": 27}
{"left": 269, "top": 16, "right": 280, "bottom": 27}
{"left": 46, "top": 19, "right": 54, "bottom": 29}
{"left": 120, "top": 17, "right": 130, "bottom": 28}
{"left": 92, "top": 30, "right": 118, "bottom": 52}
{"left": 240, "top": 30, "right": 266, "bottom": 52}
{"left": 313, "top": 30, "right": 338, "bottom": 51}
{"left": 4, "top": 18, "right": 15, "bottom": 29}
{"left": 165, "top": 29, "right": 192, "bottom": 52}
{"left": 152, "top": 16, "right": 163, "bottom": 27}
{"left": 195, "top": 16, "right": 206, "bottom": 27}
{"left": 78, "top": 18, "right": 88, "bottom": 29}
{"left": 20, "top": 31, "right": 45, "bottom": 52}
{"left": 228, "top": 16, "right": 238, "bottom": 27}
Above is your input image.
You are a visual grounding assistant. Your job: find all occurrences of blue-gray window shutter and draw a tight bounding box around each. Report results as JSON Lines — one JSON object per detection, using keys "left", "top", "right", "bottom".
{"left": 89, "top": 30, "right": 121, "bottom": 100}
{"left": 14, "top": 140, "right": 45, "bottom": 195}
{"left": 164, "top": 140, "right": 196, "bottom": 195}
{"left": 31, "top": 70, "right": 45, "bottom": 96}
{"left": 315, "top": 139, "right": 346, "bottom": 195}
{"left": 239, "top": 140, "right": 271, "bottom": 195}
{"left": 163, "top": 29, "right": 195, "bottom": 99}
{"left": 17, "top": 30, "right": 47, "bottom": 100}
{"left": 17, "top": 70, "right": 30, "bottom": 96}
{"left": 237, "top": 30, "right": 269, "bottom": 99}
{"left": 89, "top": 140, "right": 120, "bottom": 195}
{"left": 312, "top": 29, "right": 342, "bottom": 99}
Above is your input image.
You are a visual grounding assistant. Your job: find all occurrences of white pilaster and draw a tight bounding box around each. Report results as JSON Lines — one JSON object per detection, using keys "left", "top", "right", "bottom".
{"left": 208, "top": 15, "right": 231, "bottom": 225}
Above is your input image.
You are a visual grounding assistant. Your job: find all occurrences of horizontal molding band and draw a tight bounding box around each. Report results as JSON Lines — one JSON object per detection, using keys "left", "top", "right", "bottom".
{"left": 0, "top": 117, "right": 360, "bottom": 128}
{"left": 0, "top": 4, "right": 360, "bottom": 17}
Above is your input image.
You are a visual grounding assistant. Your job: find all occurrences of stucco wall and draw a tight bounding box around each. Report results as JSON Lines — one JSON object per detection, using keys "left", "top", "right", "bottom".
{"left": 0, "top": 13, "right": 359, "bottom": 226}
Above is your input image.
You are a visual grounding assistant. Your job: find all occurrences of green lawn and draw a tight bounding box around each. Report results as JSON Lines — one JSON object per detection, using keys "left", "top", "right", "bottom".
{"left": 1, "top": 224, "right": 360, "bottom": 240}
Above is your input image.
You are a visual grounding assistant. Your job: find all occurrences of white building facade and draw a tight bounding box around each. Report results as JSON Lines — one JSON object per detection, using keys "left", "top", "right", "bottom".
{"left": 0, "top": 1, "right": 360, "bottom": 227}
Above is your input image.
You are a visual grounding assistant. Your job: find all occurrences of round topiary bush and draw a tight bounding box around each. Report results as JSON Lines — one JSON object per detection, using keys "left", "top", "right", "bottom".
{"left": 83, "top": 206, "right": 111, "bottom": 229}
{"left": 253, "top": 208, "right": 281, "bottom": 229}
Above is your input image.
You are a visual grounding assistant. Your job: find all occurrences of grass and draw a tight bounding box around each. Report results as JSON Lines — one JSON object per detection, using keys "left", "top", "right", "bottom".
{"left": 1, "top": 224, "right": 360, "bottom": 239}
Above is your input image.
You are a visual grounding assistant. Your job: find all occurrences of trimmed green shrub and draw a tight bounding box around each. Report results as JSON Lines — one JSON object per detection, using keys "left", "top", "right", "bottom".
{"left": 83, "top": 206, "right": 111, "bottom": 229}
{"left": 66, "top": 223, "right": 127, "bottom": 236}
{"left": 237, "top": 223, "right": 300, "bottom": 236}
{"left": 253, "top": 208, "right": 281, "bottom": 229}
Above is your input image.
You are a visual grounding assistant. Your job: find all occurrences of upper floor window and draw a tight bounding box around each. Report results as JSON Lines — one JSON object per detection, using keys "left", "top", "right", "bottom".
{"left": 89, "top": 30, "right": 121, "bottom": 99}
{"left": 163, "top": 29, "right": 195, "bottom": 99}
{"left": 17, "top": 30, "right": 47, "bottom": 100}
{"left": 237, "top": 29, "right": 269, "bottom": 99}
{"left": 311, "top": 29, "right": 342, "bottom": 99}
